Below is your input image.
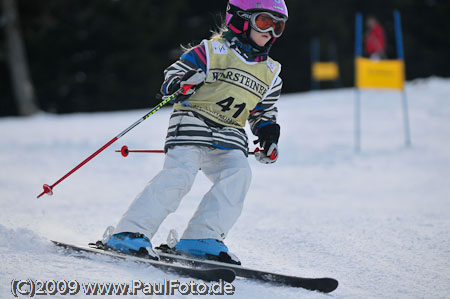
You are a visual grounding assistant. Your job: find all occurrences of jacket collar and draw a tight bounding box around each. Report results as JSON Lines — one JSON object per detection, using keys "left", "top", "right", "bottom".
{"left": 222, "top": 30, "right": 269, "bottom": 62}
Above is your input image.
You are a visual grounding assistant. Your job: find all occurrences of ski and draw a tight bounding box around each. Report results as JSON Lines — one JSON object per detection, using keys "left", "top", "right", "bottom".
{"left": 52, "top": 241, "right": 235, "bottom": 283}
{"left": 154, "top": 249, "right": 338, "bottom": 293}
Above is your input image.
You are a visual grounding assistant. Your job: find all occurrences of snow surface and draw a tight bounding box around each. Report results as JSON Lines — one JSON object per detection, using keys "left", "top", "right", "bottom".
{"left": 1, "top": 77, "right": 450, "bottom": 298}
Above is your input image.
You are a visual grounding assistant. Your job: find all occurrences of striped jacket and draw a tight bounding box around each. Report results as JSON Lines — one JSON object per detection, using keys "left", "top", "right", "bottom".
{"left": 161, "top": 38, "right": 283, "bottom": 156}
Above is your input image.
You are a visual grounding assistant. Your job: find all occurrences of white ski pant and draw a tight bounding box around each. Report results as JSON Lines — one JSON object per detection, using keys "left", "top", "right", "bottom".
{"left": 114, "top": 145, "right": 252, "bottom": 241}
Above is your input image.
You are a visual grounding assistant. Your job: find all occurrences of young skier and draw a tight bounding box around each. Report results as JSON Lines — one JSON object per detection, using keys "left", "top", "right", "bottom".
{"left": 105, "top": 0, "right": 288, "bottom": 264}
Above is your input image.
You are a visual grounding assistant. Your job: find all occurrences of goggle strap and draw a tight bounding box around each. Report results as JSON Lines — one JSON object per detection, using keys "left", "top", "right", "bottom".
{"left": 227, "top": 4, "right": 242, "bottom": 16}
{"left": 243, "top": 21, "right": 249, "bottom": 31}
{"left": 229, "top": 23, "right": 242, "bottom": 34}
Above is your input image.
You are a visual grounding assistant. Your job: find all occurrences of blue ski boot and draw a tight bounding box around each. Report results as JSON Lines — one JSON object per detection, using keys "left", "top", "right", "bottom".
{"left": 175, "top": 238, "right": 241, "bottom": 265}
{"left": 106, "top": 232, "right": 159, "bottom": 260}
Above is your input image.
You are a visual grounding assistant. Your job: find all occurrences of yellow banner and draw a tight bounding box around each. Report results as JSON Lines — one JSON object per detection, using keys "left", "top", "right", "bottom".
{"left": 312, "top": 62, "right": 339, "bottom": 81}
{"left": 356, "top": 57, "right": 405, "bottom": 90}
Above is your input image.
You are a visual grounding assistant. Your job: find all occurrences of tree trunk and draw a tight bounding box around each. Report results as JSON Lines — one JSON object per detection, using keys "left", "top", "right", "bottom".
{"left": 2, "top": 0, "right": 38, "bottom": 116}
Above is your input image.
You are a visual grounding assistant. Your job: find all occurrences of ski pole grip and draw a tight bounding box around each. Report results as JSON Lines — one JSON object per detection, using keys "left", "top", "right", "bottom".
{"left": 181, "top": 84, "right": 195, "bottom": 94}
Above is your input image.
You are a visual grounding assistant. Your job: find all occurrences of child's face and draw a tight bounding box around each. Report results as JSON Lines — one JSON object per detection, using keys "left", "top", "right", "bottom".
{"left": 249, "top": 29, "right": 272, "bottom": 47}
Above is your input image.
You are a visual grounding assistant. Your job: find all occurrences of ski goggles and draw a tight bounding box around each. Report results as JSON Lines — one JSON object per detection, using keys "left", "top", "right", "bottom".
{"left": 250, "top": 12, "right": 287, "bottom": 38}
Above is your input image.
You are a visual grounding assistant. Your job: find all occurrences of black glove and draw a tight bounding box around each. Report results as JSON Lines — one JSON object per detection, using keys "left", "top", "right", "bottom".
{"left": 254, "top": 123, "right": 280, "bottom": 164}
{"left": 170, "top": 69, "right": 206, "bottom": 104}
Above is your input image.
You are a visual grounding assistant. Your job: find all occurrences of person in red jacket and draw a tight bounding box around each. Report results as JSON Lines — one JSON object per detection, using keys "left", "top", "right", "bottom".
{"left": 365, "top": 16, "right": 386, "bottom": 60}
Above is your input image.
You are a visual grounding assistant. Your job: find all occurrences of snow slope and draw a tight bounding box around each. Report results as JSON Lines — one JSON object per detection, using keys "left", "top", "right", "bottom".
{"left": 1, "top": 77, "right": 449, "bottom": 298}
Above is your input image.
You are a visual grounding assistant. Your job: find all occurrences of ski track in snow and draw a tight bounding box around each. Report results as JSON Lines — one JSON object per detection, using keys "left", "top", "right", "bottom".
{"left": 1, "top": 77, "right": 449, "bottom": 298}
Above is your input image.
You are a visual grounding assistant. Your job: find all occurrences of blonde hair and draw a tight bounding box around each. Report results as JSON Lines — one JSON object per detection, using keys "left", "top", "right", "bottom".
{"left": 209, "top": 24, "right": 229, "bottom": 40}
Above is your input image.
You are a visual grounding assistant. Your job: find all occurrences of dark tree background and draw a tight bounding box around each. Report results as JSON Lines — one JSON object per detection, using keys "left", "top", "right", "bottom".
{"left": 1, "top": 0, "right": 449, "bottom": 116}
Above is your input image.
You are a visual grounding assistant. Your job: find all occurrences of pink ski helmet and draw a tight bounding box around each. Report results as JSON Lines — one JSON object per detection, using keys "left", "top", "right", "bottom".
{"left": 225, "top": 0, "right": 288, "bottom": 41}
{"left": 226, "top": 0, "right": 289, "bottom": 25}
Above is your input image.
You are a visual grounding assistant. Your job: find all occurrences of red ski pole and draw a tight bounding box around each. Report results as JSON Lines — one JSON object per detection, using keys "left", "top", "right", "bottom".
{"left": 116, "top": 145, "right": 260, "bottom": 157}
{"left": 116, "top": 145, "right": 164, "bottom": 157}
{"left": 37, "top": 85, "right": 193, "bottom": 198}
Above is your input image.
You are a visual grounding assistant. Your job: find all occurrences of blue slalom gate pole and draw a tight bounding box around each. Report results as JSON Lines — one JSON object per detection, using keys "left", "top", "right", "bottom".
{"left": 394, "top": 10, "right": 412, "bottom": 147}
{"left": 354, "top": 13, "right": 363, "bottom": 153}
